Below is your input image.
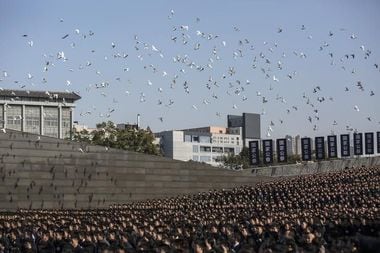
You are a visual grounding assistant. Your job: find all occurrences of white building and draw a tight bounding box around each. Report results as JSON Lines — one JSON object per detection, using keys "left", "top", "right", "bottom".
{"left": 155, "top": 126, "right": 248, "bottom": 166}
{"left": 0, "top": 89, "right": 81, "bottom": 139}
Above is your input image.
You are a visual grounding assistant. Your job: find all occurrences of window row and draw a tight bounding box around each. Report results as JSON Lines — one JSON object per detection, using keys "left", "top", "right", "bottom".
{"left": 193, "top": 145, "right": 235, "bottom": 154}
{"left": 0, "top": 105, "right": 72, "bottom": 138}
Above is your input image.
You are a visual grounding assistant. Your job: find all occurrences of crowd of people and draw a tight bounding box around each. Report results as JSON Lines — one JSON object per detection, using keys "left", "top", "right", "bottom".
{"left": 0, "top": 166, "right": 379, "bottom": 253}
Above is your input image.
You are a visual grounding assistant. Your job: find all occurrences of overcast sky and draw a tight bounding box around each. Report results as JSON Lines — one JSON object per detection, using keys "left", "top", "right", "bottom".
{"left": 0, "top": 0, "right": 379, "bottom": 138}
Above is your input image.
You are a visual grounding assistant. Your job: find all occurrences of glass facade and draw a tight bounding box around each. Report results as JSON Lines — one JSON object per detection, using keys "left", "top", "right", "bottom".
{"left": 200, "top": 146, "right": 211, "bottom": 152}
{"left": 224, "top": 147, "right": 235, "bottom": 153}
{"left": 7, "top": 105, "right": 22, "bottom": 131}
{"left": 62, "top": 107, "right": 71, "bottom": 138}
{"left": 199, "top": 136, "right": 211, "bottom": 143}
{"left": 44, "top": 107, "right": 59, "bottom": 138}
{"left": 212, "top": 146, "right": 223, "bottom": 153}
{"left": 25, "top": 106, "right": 41, "bottom": 134}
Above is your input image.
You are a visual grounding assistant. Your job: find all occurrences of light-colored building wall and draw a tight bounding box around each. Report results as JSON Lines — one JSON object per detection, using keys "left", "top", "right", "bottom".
{"left": 0, "top": 90, "right": 80, "bottom": 139}
{"left": 156, "top": 129, "right": 243, "bottom": 167}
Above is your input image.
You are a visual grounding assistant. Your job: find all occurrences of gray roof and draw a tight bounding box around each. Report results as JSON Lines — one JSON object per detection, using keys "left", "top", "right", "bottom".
{"left": 0, "top": 89, "right": 81, "bottom": 101}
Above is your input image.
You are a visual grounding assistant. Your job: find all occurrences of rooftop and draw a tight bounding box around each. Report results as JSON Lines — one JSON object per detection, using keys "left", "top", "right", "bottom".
{"left": 0, "top": 89, "right": 81, "bottom": 101}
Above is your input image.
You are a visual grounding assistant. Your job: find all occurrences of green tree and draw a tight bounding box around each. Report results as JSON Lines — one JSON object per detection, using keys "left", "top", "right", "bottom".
{"left": 71, "top": 121, "right": 161, "bottom": 155}
{"left": 219, "top": 147, "right": 250, "bottom": 170}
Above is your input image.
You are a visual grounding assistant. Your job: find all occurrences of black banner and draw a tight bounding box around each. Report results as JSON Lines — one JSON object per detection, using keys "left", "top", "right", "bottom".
{"left": 315, "top": 136, "right": 325, "bottom": 160}
{"left": 327, "top": 135, "right": 337, "bottom": 158}
{"left": 248, "top": 141, "right": 260, "bottom": 166}
{"left": 340, "top": 134, "right": 350, "bottom": 157}
{"left": 378, "top": 132, "right": 380, "bottom": 154}
{"left": 364, "top": 132, "right": 374, "bottom": 155}
{"left": 262, "top": 139, "right": 273, "bottom": 164}
{"left": 353, "top": 133, "right": 363, "bottom": 155}
{"left": 301, "top": 137, "right": 312, "bottom": 161}
{"left": 276, "top": 138, "right": 287, "bottom": 163}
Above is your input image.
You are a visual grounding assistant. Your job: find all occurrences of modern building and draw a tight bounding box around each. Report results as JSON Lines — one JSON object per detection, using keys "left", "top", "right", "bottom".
{"left": 0, "top": 89, "right": 81, "bottom": 138}
{"left": 227, "top": 112, "right": 261, "bottom": 146}
{"left": 155, "top": 113, "right": 261, "bottom": 166}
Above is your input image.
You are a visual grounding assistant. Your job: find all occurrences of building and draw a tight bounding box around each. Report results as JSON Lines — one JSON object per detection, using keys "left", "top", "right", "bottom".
{"left": 0, "top": 89, "right": 81, "bottom": 138}
{"left": 155, "top": 113, "right": 261, "bottom": 166}
{"left": 227, "top": 112, "right": 261, "bottom": 146}
{"left": 73, "top": 123, "right": 97, "bottom": 134}
{"left": 117, "top": 123, "right": 138, "bottom": 130}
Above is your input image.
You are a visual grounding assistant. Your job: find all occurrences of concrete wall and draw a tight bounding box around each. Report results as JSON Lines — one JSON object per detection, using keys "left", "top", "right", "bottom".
{"left": 0, "top": 130, "right": 271, "bottom": 210}
{"left": 251, "top": 156, "right": 380, "bottom": 177}
{"left": 1, "top": 130, "right": 379, "bottom": 211}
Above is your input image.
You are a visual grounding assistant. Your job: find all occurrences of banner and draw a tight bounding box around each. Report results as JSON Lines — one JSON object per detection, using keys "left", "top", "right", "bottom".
{"left": 364, "top": 132, "right": 374, "bottom": 155}
{"left": 262, "top": 139, "right": 273, "bottom": 164}
{"left": 327, "top": 135, "right": 337, "bottom": 158}
{"left": 315, "top": 136, "right": 325, "bottom": 160}
{"left": 340, "top": 134, "right": 350, "bottom": 157}
{"left": 248, "top": 141, "right": 260, "bottom": 166}
{"left": 353, "top": 133, "right": 363, "bottom": 155}
{"left": 301, "top": 137, "right": 312, "bottom": 161}
{"left": 276, "top": 138, "right": 287, "bottom": 163}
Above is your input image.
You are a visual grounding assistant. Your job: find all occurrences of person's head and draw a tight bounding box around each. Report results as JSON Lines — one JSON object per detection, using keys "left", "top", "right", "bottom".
{"left": 116, "top": 248, "right": 126, "bottom": 253}
{"left": 85, "top": 233, "right": 92, "bottom": 242}
{"left": 71, "top": 235, "right": 80, "bottom": 248}
{"left": 241, "top": 227, "right": 248, "bottom": 237}
{"left": 97, "top": 233, "right": 104, "bottom": 241}
{"left": 254, "top": 225, "right": 263, "bottom": 235}
{"left": 305, "top": 233, "right": 315, "bottom": 244}
{"left": 109, "top": 231, "right": 116, "bottom": 240}
{"left": 193, "top": 240, "right": 205, "bottom": 253}
{"left": 41, "top": 231, "right": 50, "bottom": 242}
{"left": 24, "top": 240, "right": 32, "bottom": 250}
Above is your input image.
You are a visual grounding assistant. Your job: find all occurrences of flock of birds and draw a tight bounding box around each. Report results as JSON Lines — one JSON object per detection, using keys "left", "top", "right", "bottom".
{"left": 0, "top": 10, "right": 379, "bottom": 137}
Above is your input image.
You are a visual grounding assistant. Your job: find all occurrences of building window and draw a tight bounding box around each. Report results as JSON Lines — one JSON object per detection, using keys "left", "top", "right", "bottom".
{"left": 192, "top": 135, "right": 199, "bottom": 142}
{"left": 184, "top": 135, "right": 192, "bottom": 142}
{"left": 212, "top": 146, "right": 223, "bottom": 153}
{"left": 192, "top": 155, "right": 199, "bottom": 161}
{"left": 224, "top": 147, "right": 235, "bottom": 154}
{"left": 192, "top": 145, "right": 199, "bottom": 153}
{"left": 44, "top": 107, "right": 58, "bottom": 138}
{"left": 25, "top": 106, "right": 40, "bottom": 134}
{"left": 199, "top": 156, "right": 211, "bottom": 162}
{"left": 199, "top": 136, "right": 211, "bottom": 143}
{"left": 6, "top": 105, "right": 22, "bottom": 131}
{"left": 200, "top": 146, "right": 211, "bottom": 152}
{"left": 62, "top": 107, "right": 71, "bottom": 138}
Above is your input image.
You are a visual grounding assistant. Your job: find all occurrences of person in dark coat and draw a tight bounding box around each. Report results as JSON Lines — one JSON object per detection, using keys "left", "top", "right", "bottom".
{"left": 37, "top": 231, "right": 55, "bottom": 253}
{"left": 71, "top": 236, "right": 84, "bottom": 253}
{"left": 81, "top": 234, "right": 96, "bottom": 253}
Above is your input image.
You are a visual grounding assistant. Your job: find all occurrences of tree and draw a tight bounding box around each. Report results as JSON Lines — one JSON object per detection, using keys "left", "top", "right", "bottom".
{"left": 219, "top": 147, "right": 250, "bottom": 170}
{"left": 71, "top": 121, "right": 161, "bottom": 155}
